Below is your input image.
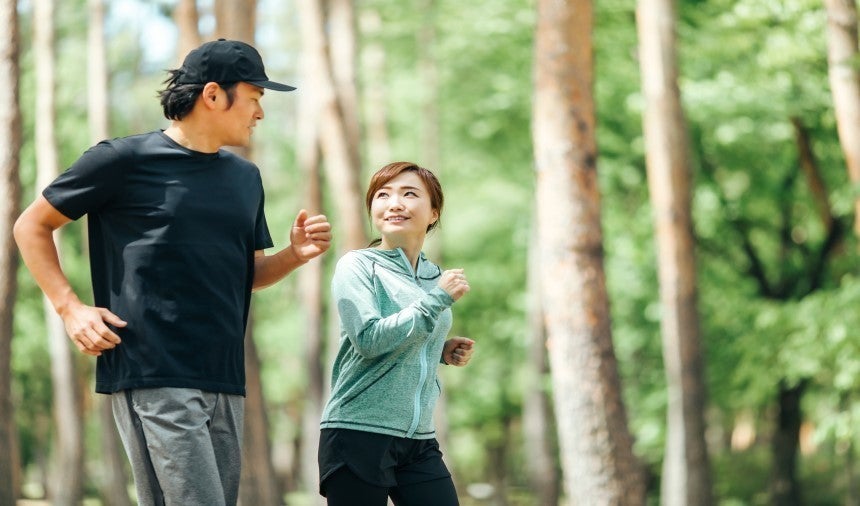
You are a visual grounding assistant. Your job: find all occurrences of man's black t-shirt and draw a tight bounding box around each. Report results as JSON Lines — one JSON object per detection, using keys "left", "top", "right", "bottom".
{"left": 43, "top": 130, "right": 274, "bottom": 395}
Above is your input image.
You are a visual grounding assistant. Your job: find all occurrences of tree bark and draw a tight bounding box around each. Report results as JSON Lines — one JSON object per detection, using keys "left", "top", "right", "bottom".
{"left": 298, "top": 224, "right": 326, "bottom": 504}
{"left": 327, "top": 0, "right": 361, "bottom": 170}
{"left": 297, "top": 0, "right": 367, "bottom": 250}
{"left": 295, "top": 53, "right": 326, "bottom": 497}
{"left": 88, "top": 4, "right": 135, "bottom": 503}
{"left": 635, "top": 1, "right": 713, "bottom": 505}
{"left": 415, "top": 0, "right": 443, "bottom": 264}
{"left": 532, "top": 0, "right": 646, "bottom": 502}
{"left": 35, "top": 0, "right": 86, "bottom": 502}
{"left": 824, "top": 0, "right": 860, "bottom": 238}
{"left": 416, "top": 0, "right": 440, "bottom": 177}
{"left": 0, "top": 0, "right": 21, "bottom": 502}
{"left": 769, "top": 380, "right": 806, "bottom": 506}
{"left": 360, "top": 10, "right": 391, "bottom": 169}
{"left": 523, "top": 221, "right": 560, "bottom": 506}
{"left": 215, "top": 0, "right": 256, "bottom": 44}
{"left": 87, "top": 0, "right": 108, "bottom": 144}
{"left": 241, "top": 315, "right": 282, "bottom": 506}
{"left": 173, "top": 0, "right": 202, "bottom": 64}
{"left": 209, "top": 3, "right": 283, "bottom": 504}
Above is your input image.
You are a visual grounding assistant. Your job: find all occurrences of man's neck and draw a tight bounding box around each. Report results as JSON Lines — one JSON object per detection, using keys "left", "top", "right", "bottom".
{"left": 163, "top": 122, "right": 221, "bottom": 153}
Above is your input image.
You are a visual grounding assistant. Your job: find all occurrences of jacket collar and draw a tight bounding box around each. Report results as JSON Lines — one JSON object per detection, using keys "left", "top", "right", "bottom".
{"left": 363, "top": 247, "right": 441, "bottom": 280}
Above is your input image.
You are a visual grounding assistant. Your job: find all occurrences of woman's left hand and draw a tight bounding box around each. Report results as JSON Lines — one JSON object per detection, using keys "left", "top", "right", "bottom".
{"left": 442, "top": 337, "right": 475, "bottom": 367}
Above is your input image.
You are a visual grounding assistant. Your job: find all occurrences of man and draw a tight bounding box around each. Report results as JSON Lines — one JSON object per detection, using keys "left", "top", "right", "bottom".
{"left": 13, "top": 39, "right": 332, "bottom": 505}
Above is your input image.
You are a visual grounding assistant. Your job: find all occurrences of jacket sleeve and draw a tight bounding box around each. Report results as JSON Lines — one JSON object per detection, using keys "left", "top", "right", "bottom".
{"left": 332, "top": 253, "right": 454, "bottom": 359}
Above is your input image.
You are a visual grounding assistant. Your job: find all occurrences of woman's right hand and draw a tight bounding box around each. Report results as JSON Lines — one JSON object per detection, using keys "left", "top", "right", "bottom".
{"left": 439, "top": 268, "right": 470, "bottom": 301}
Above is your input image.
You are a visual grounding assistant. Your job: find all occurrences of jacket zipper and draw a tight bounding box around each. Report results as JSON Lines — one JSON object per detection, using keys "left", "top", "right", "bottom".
{"left": 397, "top": 248, "right": 430, "bottom": 438}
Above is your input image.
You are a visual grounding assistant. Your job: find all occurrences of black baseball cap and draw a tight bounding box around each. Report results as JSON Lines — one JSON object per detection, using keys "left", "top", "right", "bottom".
{"left": 176, "top": 38, "right": 296, "bottom": 92}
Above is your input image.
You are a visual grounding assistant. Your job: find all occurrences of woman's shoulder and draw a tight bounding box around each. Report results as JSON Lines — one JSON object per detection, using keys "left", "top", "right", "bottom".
{"left": 334, "top": 249, "right": 378, "bottom": 273}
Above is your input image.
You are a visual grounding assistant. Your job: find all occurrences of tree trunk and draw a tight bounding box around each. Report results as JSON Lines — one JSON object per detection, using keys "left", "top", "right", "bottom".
{"left": 88, "top": 3, "right": 134, "bottom": 504}
{"left": 824, "top": 0, "right": 860, "bottom": 238}
{"left": 532, "top": 0, "right": 646, "bottom": 502}
{"left": 770, "top": 380, "right": 806, "bottom": 506}
{"left": 297, "top": 0, "right": 367, "bottom": 250}
{"left": 416, "top": 0, "right": 440, "bottom": 178}
{"left": 215, "top": 0, "right": 256, "bottom": 44}
{"left": 360, "top": 10, "right": 391, "bottom": 169}
{"left": 87, "top": 0, "right": 108, "bottom": 144}
{"left": 35, "top": 0, "right": 86, "bottom": 502}
{"left": 327, "top": 0, "right": 361, "bottom": 170}
{"left": 0, "top": 0, "right": 21, "bottom": 502}
{"left": 523, "top": 221, "right": 559, "bottom": 506}
{"left": 241, "top": 315, "right": 282, "bottom": 506}
{"left": 298, "top": 231, "right": 326, "bottom": 504}
{"left": 173, "top": 0, "right": 202, "bottom": 64}
{"left": 295, "top": 58, "right": 326, "bottom": 498}
{"left": 415, "top": 0, "right": 443, "bottom": 264}
{"left": 486, "top": 416, "right": 512, "bottom": 506}
{"left": 635, "top": 1, "right": 713, "bottom": 505}
{"left": 210, "top": 3, "right": 282, "bottom": 504}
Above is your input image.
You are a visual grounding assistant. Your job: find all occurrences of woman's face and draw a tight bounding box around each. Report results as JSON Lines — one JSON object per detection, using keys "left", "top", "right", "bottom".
{"left": 370, "top": 171, "right": 439, "bottom": 244}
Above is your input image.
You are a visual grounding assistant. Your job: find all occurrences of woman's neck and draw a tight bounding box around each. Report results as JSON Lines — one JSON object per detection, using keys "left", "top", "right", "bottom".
{"left": 379, "top": 237, "right": 423, "bottom": 270}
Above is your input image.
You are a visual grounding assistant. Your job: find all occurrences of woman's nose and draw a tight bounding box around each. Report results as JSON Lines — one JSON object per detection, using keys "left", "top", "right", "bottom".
{"left": 388, "top": 196, "right": 404, "bottom": 209}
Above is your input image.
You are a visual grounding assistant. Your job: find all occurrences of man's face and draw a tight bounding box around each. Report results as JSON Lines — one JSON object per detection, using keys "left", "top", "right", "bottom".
{"left": 218, "top": 82, "right": 265, "bottom": 147}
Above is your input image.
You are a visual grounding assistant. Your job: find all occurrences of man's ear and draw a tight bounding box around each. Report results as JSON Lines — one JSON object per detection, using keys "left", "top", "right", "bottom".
{"left": 202, "top": 82, "right": 221, "bottom": 108}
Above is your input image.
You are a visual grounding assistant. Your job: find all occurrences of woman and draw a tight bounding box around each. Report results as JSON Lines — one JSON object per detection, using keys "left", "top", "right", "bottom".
{"left": 319, "top": 161, "right": 474, "bottom": 506}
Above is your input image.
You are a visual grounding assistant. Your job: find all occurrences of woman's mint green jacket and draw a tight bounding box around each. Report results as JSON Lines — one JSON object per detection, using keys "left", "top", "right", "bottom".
{"left": 320, "top": 247, "right": 454, "bottom": 439}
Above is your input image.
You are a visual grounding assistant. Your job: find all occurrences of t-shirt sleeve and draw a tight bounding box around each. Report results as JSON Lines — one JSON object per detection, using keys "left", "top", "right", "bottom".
{"left": 42, "top": 140, "right": 127, "bottom": 220}
{"left": 254, "top": 182, "right": 274, "bottom": 250}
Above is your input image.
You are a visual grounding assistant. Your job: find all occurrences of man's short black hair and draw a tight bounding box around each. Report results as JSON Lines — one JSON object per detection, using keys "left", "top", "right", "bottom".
{"left": 158, "top": 69, "right": 237, "bottom": 121}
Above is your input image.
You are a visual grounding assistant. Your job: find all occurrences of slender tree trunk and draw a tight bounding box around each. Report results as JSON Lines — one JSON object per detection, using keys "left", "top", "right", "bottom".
{"left": 87, "top": 0, "right": 108, "bottom": 144}
{"left": 174, "top": 0, "right": 202, "bottom": 64}
{"left": 35, "top": 0, "right": 86, "bottom": 502}
{"left": 824, "top": 0, "right": 860, "bottom": 238}
{"left": 532, "top": 0, "right": 646, "bottom": 502}
{"left": 416, "top": 0, "right": 440, "bottom": 176}
{"left": 524, "top": 222, "right": 559, "bottom": 506}
{"left": 297, "top": 0, "right": 367, "bottom": 250}
{"left": 242, "top": 315, "right": 281, "bottom": 506}
{"left": 215, "top": 0, "right": 257, "bottom": 44}
{"left": 88, "top": 3, "right": 134, "bottom": 503}
{"left": 416, "top": 0, "right": 443, "bottom": 264}
{"left": 210, "top": 3, "right": 282, "bottom": 504}
{"left": 770, "top": 380, "right": 806, "bottom": 506}
{"left": 295, "top": 55, "right": 326, "bottom": 498}
{"left": 298, "top": 224, "right": 326, "bottom": 504}
{"left": 635, "top": 1, "right": 713, "bottom": 505}
{"left": 487, "top": 415, "right": 512, "bottom": 506}
{"left": 360, "top": 10, "right": 391, "bottom": 169}
{"left": 0, "top": 0, "right": 21, "bottom": 502}
{"left": 328, "top": 0, "right": 361, "bottom": 170}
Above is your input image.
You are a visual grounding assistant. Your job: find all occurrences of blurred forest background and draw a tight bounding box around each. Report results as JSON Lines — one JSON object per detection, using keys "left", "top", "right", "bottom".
{"left": 2, "top": 0, "right": 860, "bottom": 504}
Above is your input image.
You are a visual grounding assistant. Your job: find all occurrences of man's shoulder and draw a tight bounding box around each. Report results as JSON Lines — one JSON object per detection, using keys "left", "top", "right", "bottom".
{"left": 98, "top": 131, "right": 162, "bottom": 159}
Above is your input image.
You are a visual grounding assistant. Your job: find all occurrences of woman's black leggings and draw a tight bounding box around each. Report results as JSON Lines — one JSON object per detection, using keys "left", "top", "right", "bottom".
{"left": 324, "top": 466, "right": 459, "bottom": 506}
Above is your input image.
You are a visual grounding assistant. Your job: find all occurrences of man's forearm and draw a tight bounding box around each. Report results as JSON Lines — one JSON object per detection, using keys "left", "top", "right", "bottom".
{"left": 13, "top": 211, "right": 80, "bottom": 315}
{"left": 252, "top": 246, "right": 307, "bottom": 291}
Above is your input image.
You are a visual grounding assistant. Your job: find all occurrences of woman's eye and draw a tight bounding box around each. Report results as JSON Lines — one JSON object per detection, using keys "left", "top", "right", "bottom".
{"left": 376, "top": 192, "right": 389, "bottom": 198}
{"left": 405, "top": 191, "right": 417, "bottom": 197}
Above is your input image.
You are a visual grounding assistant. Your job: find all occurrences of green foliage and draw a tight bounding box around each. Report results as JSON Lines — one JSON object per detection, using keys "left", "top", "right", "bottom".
{"left": 12, "top": 0, "right": 860, "bottom": 501}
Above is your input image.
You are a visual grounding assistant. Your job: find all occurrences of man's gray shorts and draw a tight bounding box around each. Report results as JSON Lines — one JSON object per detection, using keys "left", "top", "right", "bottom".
{"left": 111, "top": 388, "right": 244, "bottom": 506}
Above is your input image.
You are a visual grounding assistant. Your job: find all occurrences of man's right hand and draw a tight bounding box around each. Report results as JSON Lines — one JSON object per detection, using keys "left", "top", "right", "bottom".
{"left": 60, "top": 302, "right": 126, "bottom": 356}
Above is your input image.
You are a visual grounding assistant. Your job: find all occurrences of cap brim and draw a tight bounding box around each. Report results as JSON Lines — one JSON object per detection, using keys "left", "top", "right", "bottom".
{"left": 249, "top": 80, "right": 296, "bottom": 92}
